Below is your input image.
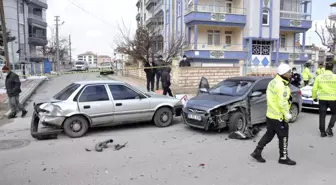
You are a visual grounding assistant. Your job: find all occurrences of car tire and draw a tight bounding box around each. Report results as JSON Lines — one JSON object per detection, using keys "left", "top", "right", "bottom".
{"left": 289, "top": 104, "right": 299, "bottom": 123}
{"left": 228, "top": 111, "right": 247, "bottom": 133}
{"left": 153, "top": 107, "right": 173, "bottom": 127}
{"left": 63, "top": 115, "right": 89, "bottom": 138}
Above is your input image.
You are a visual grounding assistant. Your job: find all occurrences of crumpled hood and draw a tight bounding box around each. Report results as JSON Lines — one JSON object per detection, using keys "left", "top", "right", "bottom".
{"left": 186, "top": 94, "right": 243, "bottom": 110}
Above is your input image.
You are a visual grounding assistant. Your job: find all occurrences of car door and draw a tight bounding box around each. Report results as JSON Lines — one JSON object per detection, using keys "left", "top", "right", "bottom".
{"left": 250, "top": 79, "right": 271, "bottom": 124}
{"left": 197, "top": 77, "right": 210, "bottom": 95}
{"left": 77, "top": 84, "right": 115, "bottom": 126}
{"left": 108, "top": 84, "right": 150, "bottom": 124}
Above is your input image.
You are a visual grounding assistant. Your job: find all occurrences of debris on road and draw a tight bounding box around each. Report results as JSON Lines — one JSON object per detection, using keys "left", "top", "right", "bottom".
{"left": 228, "top": 126, "right": 261, "bottom": 140}
{"left": 95, "top": 139, "right": 114, "bottom": 152}
{"left": 85, "top": 148, "right": 91, "bottom": 152}
{"left": 114, "top": 142, "right": 128, "bottom": 151}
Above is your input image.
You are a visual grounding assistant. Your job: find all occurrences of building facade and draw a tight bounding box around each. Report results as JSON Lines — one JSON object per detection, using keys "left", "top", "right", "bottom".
{"left": 2, "top": 0, "right": 48, "bottom": 73}
{"left": 97, "top": 55, "right": 112, "bottom": 66}
{"left": 136, "top": 0, "right": 313, "bottom": 71}
{"left": 77, "top": 51, "right": 98, "bottom": 68}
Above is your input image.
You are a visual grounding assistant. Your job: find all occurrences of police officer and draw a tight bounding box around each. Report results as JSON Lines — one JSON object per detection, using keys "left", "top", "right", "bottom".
{"left": 251, "top": 63, "right": 296, "bottom": 166}
{"left": 312, "top": 62, "right": 336, "bottom": 137}
{"left": 302, "top": 63, "right": 314, "bottom": 86}
{"left": 316, "top": 63, "right": 325, "bottom": 76}
{"left": 291, "top": 67, "right": 301, "bottom": 88}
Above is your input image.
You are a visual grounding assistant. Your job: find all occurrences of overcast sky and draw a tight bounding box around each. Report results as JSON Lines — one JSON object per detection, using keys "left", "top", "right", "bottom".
{"left": 46, "top": 0, "right": 334, "bottom": 57}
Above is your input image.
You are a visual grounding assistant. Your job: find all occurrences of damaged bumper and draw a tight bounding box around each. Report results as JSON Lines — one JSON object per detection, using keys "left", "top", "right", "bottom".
{"left": 181, "top": 108, "right": 212, "bottom": 130}
{"left": 174, "top": 105, "right": 183, "bottom": 116}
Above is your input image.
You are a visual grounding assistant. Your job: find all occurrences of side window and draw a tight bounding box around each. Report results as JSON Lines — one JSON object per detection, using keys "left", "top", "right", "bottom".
{"left": 79, "top": 85, "right": 109, "bottom": 102}
{"left": 252, "top": 79, "right": 271, "bottom": 94}
{"left": 109, "top": 85, "right": 139, "bottom": 100}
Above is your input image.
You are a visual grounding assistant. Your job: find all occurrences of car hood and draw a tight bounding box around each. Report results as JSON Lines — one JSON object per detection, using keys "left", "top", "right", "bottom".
{"left": 301, "top": 86, "right": 312, "bottom": 96}
{"left": 186, "top": 94, "right": 244, "bottom": 110}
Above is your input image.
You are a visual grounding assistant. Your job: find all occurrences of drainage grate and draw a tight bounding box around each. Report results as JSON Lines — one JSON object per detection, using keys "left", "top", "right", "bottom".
{"left": 0, "top": 139, "right": 31, "bottom": 151}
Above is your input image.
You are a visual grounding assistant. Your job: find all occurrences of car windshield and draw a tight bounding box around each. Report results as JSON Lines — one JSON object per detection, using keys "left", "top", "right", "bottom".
{"left": 209, "top": 80, "right": 253, "bottom": 96}
{"left": 53, "top": 83, "right": 81, "bottom": 100}
{"left": 101, "top": 62, "right": 111, "bottom": 66}
{"left": 75, "top": 62, "right": 84, "bottom": 65}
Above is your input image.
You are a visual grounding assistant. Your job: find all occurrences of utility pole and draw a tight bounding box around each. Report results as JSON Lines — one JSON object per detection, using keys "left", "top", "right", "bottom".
{"left": 0, "top": 0, "right": 10, "bottom": 68}
{"left": 69, "top": 34, "right": 71, "bottom": 65}
{"left": 55, "top": 15, "right": 60, "bottom": 72}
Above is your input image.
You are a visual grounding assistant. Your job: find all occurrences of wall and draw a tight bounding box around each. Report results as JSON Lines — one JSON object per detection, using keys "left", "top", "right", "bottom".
{"left": 197, "top": 26, "right": 243, "bottom": 47}
{"left": 244, "top": 0, "right": 261, "bottom": 37}
{"left": 279, "top": 31, "right": 295, "bottom": 52}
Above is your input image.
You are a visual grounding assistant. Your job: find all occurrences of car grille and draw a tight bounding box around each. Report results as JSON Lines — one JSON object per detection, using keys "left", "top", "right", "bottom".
{"left": 186, "top": 108, "right": 206, "bottom": 114}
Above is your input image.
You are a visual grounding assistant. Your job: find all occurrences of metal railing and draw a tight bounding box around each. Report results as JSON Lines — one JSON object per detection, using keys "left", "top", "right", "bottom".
{"left": 28, "top": 13, "right": 46, "bottom": 21}
{"left": 277, "top": 46, "right": 308, "bottom": 53}
{"left": 186, "top": 43, "right": 247, "bottom": 51}
{"left": 29, "top": 34, "right": 47, "bottom": 39}
{"left": 185, "top": 4, "right": 245, "bottom": 15}
{"left": 280, "top": 11, "right": 311, "bottom": 20}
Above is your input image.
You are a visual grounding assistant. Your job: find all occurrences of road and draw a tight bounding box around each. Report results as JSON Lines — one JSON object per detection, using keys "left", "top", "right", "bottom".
{"left": 0, "top": 73, "right": 336, "bottom": 185}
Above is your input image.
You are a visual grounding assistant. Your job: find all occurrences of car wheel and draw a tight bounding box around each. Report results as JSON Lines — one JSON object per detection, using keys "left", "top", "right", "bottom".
{"left": 63, "top": 115, "right": 89, "bottom": 138}
{"left": 228, "top": 111, "right": 247, "bottom": 133}
{"left": 153, "top": 107, "right": 173, "bottom": 127}
{"left": 289, "top": 104, "right": 299, "bottom": 123}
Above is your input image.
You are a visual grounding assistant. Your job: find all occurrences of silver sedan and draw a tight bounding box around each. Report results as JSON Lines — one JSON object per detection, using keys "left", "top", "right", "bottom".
{"left": 31, "top": 80, "right": 183, "bottom": 138}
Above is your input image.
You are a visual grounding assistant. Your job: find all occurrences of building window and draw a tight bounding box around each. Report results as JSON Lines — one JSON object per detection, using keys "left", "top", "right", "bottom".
{"left": 207, "top": 30, "right": 220, "bottom": 46}
{"left": 280, "top": 35, "right": 286, "bottom": 48}
{"left": 224, "top": 31, "right": 232, "bottom": 45}
{"left": 252, "top": 40, "right": 271, "bottom": 55}
{"left": 177, "top": 0, "right": 181, "bottom": 16}
{"left": 19, "top": 3, "right": 24, "bottom": 14}
{"left": 262, "top": 9, "right": 269, "bottom": 25}
{"left": 226, "top": 0, "right": 232, "bottom": 13}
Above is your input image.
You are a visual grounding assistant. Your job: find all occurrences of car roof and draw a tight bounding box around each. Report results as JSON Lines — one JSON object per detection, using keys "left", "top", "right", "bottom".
{"left": 74, "top": 80, "right": 124, "bottom": 85}
{"left": 226, "top": 76, "right": 273, "bottom": 82}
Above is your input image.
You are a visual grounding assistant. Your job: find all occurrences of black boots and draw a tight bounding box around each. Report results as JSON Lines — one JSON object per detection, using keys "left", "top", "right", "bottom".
{"left": 279, "top": 157, "right": 296, "bottom": 165}
{"left": 8, "top": 110, "right": 27, "bottom": 119}
{"left": 321, "top": 132, "right": 327, "bottom": 137}
{"left": 251, "top": 148, "right": 266, "bottom": 163}
{"left": 326, "top": 128, "right": 333, "bottom": 136}
{"left": 8, "top": 112, "right": 16, "bottom": 119}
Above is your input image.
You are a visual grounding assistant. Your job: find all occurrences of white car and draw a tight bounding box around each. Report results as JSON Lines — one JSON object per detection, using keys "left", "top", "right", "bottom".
{"left": 72, "top": 61, "right": 89, "bottom": 71}
{"left": 301, "top": 83, "right": 329, "bottom": 111}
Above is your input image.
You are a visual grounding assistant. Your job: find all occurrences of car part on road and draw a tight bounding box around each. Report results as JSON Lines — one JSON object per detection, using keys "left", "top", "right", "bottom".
{"left": 95, "top": 139, "right": 114, "bottom": 152}
{"left": 63, "top": 115, "right": 89, "bottom": 138}
{"left": 153, "top": 107, "right": 173, "bottom": 127}
{"left": 114, "top": 142, "right": 128, "bottom": 150}
{"left": 228, "top": 126, "right": 261, "bottom": 140}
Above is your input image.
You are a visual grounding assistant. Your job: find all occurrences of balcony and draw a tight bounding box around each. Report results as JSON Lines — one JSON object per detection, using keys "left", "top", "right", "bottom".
{"left": 279, "top": 11, "right": 312, "bottom": 32}
{"left": 272, "top": 46, "right": 310, "bottom": 61}
{"left": 28, "top": 13, "right": 47, "bottom": 27}
{"left": 184, "top": 43, "right": 247, "bottom": 60}
{"left": 145, "top": 17, "right": 163, "bottom": 27}
{"left": 146, "top": 0, "right": 155, "bottom": 10}
{"left": 30, "top": 0, "right": 48, "bottom": 9}
{"left": 28, "top": 34, "right": 48, "bottom": 46}
{"left": 136, "top": 13, "right": 140, "bottom": 21}
{"left": 136, "top": 0, "right": 140, "bottom": 7}
{"left": 184, "top": 5, "right": 246, "bottom": 27}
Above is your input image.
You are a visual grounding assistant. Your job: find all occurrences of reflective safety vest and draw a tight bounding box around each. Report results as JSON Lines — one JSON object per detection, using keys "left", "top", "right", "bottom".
{"left": 312, "top": 70, "right": 336, "bottom": 101}
{"left": 301, "top": 67, "right": 313, "bottom": 81}
{"left": 266, "top": 75, "right": 291, "bottom": 121}
{"left": 316, "top": 68, "right": 325, "bottom": 76}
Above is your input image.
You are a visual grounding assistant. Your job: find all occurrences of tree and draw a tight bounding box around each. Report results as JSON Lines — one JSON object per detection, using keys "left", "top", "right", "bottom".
{"left": 0, "top": 27, "right": 16, "bottom": 59}
{"left": 115, "top": 20, "right": 186, "bottom": 65}
{"left": 315, "top": 20, "right": 336, "bottom": 55}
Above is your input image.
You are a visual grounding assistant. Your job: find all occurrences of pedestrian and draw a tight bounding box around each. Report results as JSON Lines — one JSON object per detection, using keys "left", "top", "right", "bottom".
{"left": 2, "top": 66, "right": 28, "bottom": 119}
{"left": 251, "top": 63, "right": 296, "bottom": 166}
{"left": 155, "top": 55, "right": 165, "bottom": 90}
{"left": 290, "top": 67, "right": 301, "bottom": 88}
{"left": 161, "top": 67, "right": 173, "bottom": 97}
{"left": 316, "top": 63, "right": 325, "bottom": 76}
{"left": 179, "top": 55, "right": 191, "bottom": 67}
{"left": 301, "top": 63, "right": 314, "bottom": 86}
{"left": 312, "top": 62, "right": 336, "bottom": 137}
{"left": 144, "top": 57, "right": 156, "bottom": 92}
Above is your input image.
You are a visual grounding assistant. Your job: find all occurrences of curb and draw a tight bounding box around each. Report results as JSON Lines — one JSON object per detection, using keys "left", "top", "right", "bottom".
{"left": 4, "top": 79, "right": 46, "bottom": 117}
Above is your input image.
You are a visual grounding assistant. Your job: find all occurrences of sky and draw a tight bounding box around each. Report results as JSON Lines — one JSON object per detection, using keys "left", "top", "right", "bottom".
{"left": 47, "top": 0, "right": 335, "bottom": 57}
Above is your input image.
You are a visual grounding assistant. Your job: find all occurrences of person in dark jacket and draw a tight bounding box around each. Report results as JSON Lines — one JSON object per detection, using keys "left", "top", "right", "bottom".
{"left": 290, "top": 67, "right": 301, "bottom": 87}
{"left": 155, "top": 55, "right": 165, "bottom": 90}
{"left": 179, "top": 55, "right": 191, "bottom": 67}
{"left": 144, "top": 57, "right": 156, "bottom": 92}
{"left": 161, "top": 67, "right": 173, "bottom": 97}
{"left": 2, "top": 66, "right": 27, "bottom": 119}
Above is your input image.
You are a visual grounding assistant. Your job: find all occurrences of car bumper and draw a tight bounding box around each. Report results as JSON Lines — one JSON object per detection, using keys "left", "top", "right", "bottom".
{"left": 181, "top": 108, "right": 210, "bottom": 130}
{"left": 33, "top": 103, "right": 65, "bottom": 127}
{"left": 72, "top": 67, "right": 86, "bottom": 70}
{"left": 174, "top": 105, "right": 183, "bottom": 116}
{"left": 301, "top": 97, "right": 330, "bottom": 111}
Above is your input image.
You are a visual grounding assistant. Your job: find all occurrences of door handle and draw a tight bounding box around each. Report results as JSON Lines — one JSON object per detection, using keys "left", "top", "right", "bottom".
{"left": 116, "top": 103, "right": 122, "bottom": 106}
{"left": 83, "top": 105, "right": 91, "bottom": 109}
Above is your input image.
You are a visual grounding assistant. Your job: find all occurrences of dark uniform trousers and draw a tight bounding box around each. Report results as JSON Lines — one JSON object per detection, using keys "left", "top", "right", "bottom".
{"left": 319, "top": 100, "right": 336, "bottom": 132}
{"left": 163, "top": 86, "right": 173, "bottom": 97}
{"left": 257, "top": 117, "right": 289, "bottom": 159}
{"left": 146, "top": 74, "right": 155, "bottom": 92}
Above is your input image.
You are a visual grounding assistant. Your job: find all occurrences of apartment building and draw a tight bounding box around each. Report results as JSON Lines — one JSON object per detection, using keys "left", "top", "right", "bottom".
{"left": 136, "top": 0, "right": 313, "bottom": 70}
{"left": 77, "top": 51, "right": 97, "bottom": 68}
{"left": 97, "top": 55, "right": 112, "bottom": 66}
{"left": 2, "top": 0, "right": 48, "bottom": 71}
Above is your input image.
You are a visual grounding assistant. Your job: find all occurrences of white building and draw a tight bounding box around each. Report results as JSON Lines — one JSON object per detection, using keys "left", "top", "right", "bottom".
{"left": 77, "top": 51, "right": 98, "bottom": 68}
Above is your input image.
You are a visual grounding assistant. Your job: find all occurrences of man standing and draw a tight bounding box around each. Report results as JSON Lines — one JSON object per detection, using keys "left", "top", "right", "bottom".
{"left": 316, "top": 63, "right": 325, "bottom": 76}
{"left": 155, "top": 55, "right": 165, "bottom": 90}
{"left": 161, "top": 67, "right": 173, "bottom": 97}
{"left": 251, "top": 63, "right": 296, "bottom": 166}
{"left": 291, "top": 67, "right": 301, "bottom": 88}
{"left": 144, "top": 57, "right": 156, "bottom": 92}
{"left": 179, "top": 55, "right": 191, "bottom": 67}
{"left": 2, "top": 66, "right": 28, "bottom": 119}
{"left": 301, "top": 63, "right": 314, "bottom": 86}
{"left": 312, "top": 62, "right": 336, "bottom": 137}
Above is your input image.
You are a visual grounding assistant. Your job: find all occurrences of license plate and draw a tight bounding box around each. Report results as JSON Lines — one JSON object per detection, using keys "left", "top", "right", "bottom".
{"left": 303, "top": 100, "right": 313, "bottom": 104}
{"left": 187, "top": 114, "right": 201, "bottom": 121}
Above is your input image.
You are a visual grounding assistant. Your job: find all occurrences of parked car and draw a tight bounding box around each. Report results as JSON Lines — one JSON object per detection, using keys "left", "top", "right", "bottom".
{"left": 98, "top": 62, "right": 114, "bottom": 75}
{"left": 182, "top": 76, "right": 302, "bottom": 132}
{"left": 300, "top": 82, "right": 329, "bottom": 111}
{"left": 72, "top": 61, "right": 89, "bottom": 71}
{"left": 31, "top": 80, "right": 183, "bottom": 139}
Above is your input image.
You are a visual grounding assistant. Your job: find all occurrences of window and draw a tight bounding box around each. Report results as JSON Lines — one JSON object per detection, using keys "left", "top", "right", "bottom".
{"left": 280, "top": 35, "right": 286, "bottom": 48}
{"left": 226, "top": 1, "right": 232, "bottom": 13}
{"left": 252, "top": 40, "right": 271, "bottom": 55}
{"left": 79, "top": 85, "right": 109, "bottom": 102}
{"left": 177, "top": 0, "right": 181, "bottom": 16}
{"left": 225, "top": 31, "right": 232, "bottom": 45}
{"left": 53, "top": 83, "right": 80, "bottom": 101}
{"left": 252, "top": 79, "right": 271, "bottom": 93}
{"left": 19, "top": 3, "right": 24, "bottom": 13}
{"left": 209, "top": 80, "right": 253, "bottom": 96}
{"left": 207, "top": 30, "right": 220, "bottom": 46}
{"left": 109, "top": 85, "right": 140, "bottom": 100}
{"left": 262, "top": 9, "right": 269, "bottom": 25}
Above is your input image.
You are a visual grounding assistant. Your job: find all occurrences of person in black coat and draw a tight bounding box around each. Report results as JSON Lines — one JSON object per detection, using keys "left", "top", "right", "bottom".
{"left": 161, "top": 67, "right": 173, "bottom": 97}
{"left": 179, "top": 55, "right": 191, "bottom": 67}
{"left": 155, "top": 55, "right": 166, "bottom": 90}
{"left": 291, "top": 67, "right": 301, "bottom": 87}
{"left": 144, "top": 57, "right": 156, "bottom": 92}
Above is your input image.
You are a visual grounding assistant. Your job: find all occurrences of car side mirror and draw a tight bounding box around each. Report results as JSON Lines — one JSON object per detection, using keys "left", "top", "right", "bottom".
{"left": 199, "top": 88, "right": 208, "bottom": 93}
{"left": 251, "top": 91, "right": 263, "bottom": 97}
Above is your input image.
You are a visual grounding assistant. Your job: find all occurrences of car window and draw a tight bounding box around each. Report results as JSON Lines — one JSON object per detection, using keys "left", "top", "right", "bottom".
{"left": 101, "top": 62, "right": 111, "bottom": 66}
{"left": 109, "top": 85, "right": 139, "bottom": 100}
{"left": 53, "top": 83, "right": 80, "bottom": 101}
{"left": 209, "top": 80, "right": 253, "bottom": 96}
{"left": 79, "top": 85, "right": 109, "bottom": 102}
{"left": 252, "top": 79, "right": 271, "bottom": 93}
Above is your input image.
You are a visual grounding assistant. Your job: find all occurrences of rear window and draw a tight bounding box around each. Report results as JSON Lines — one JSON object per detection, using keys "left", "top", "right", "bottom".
{"left": 53, "top": 83, "right": 80, "bottom": 100}
{"left": 75, "top": 62, "right": 85, "bottom": 65}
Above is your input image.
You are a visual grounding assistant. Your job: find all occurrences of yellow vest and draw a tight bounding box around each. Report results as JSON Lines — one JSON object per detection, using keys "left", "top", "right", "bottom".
{"left": 266, "top": 75, "right": 291, "bottom": 121}
{"left": 302, "top": 67, "right": 313, "bottom": 81}
{"left": 316, "top": 68, "right": 325, "bottom": 76}
{"left": 312, "top": 70, "right": 336, "bottom": 101}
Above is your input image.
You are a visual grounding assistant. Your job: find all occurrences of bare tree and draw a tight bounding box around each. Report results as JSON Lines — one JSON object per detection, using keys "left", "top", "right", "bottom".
{"left": 115, "top": 20, "right": 186, "bottom": 65}
{"left": 0, "top": 27, "right": 16, "bottom": 59}
{"left": 315, "top": 20, "right": 336, "bottom": 55}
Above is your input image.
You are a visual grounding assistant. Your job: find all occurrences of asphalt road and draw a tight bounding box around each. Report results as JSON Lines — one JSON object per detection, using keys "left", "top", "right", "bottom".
{"left": 0, "top": 73, "right": 336, "bottom": 185}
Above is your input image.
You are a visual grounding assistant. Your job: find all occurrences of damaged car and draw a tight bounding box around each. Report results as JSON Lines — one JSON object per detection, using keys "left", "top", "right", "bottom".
{"left": 31, "top": 80, "right": 183, "bottom": 139}
{"left": 182, "top": 76, "right": 302, "bottom": 132}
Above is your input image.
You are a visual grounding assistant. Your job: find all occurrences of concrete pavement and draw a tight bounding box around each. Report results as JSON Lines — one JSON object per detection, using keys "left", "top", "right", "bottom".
{"left": 0, "top": 73, "right": 336, "bottom": 185}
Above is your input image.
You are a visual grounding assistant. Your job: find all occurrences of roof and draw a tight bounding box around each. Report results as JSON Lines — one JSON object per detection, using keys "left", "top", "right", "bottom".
{"left": 74, "top": 80, "right": 124, "bottom": 85}
{"left": 78, "top": 51, "right": 96, "bottom": 56}
{"left": 331, "top": 2, "right": 336, "bottom": 7}
{"left": 227, "top": 76, "right": 272, "bottom": 81}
